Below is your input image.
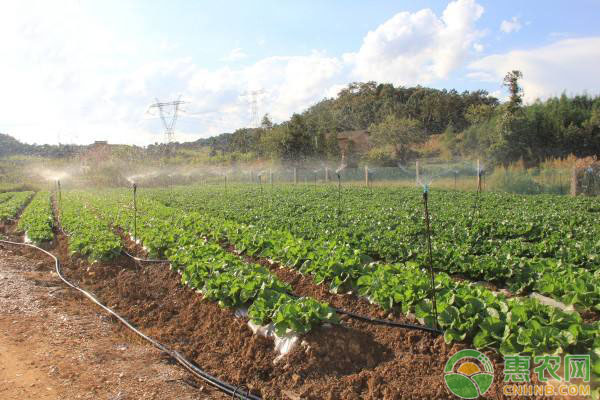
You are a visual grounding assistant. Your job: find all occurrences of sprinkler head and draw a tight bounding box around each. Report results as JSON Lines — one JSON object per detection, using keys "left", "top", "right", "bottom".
{"left": 133, "top": 183, "right": 137, "bottom": 192}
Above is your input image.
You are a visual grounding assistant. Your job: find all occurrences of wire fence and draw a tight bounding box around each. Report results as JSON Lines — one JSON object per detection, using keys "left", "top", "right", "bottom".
{"left": 189, "top": 161, "right": 581, "bottom": 196}
{"left": 17, "top": 158, "right": 600, "bottom": 197}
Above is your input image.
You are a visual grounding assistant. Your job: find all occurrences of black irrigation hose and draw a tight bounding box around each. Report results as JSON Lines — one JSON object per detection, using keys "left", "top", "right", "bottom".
{"left": 0, "top": 239, "right": 261, "bottom": 400}
{"left": 119, "top": 248, "right": 444, "bottom": 334}
{"left": 332, "top": 307, "right": 443, "bottom": 335}
{"left": 118, "top": 248, "right": 444, "bottom": 335}
{"left": 286, "top": 291, "right": 443, "bottom": 335}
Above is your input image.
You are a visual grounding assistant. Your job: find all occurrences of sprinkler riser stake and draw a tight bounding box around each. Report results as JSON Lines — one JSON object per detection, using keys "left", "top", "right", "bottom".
{"left": 422, "top": 190, "right": 439, "bottom": 331}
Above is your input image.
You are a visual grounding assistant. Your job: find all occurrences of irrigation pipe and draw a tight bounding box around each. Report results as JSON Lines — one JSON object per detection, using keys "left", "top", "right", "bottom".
{"left": 118, "top": 246, "right": 444, "bottom": 334}
{"left": 0, "top": 238, "right": 261, "bottom": 400}
{"left": 283, "top": 291, "right": 443, "bottom": 335}
{"left": 332, "top": 307, "right": 443, "bottom": 334}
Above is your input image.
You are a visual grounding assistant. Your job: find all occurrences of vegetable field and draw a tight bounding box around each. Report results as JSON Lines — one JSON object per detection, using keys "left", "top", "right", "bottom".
{"left": 2, "top": 184, "right": 599, "bottom": 399}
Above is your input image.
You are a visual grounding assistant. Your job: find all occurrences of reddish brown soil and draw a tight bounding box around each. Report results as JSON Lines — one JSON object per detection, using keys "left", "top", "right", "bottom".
{"left": 2, "top": 206, "right": 565, "bottom": 399}
{"left": 112, "top": 232, "right": 518, "bottom": 399}
{"left": 0, "top": 234, "right": 224, "bottom": 399}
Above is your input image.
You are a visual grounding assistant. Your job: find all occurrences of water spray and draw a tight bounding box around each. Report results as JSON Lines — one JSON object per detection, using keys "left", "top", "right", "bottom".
{"left": 258, "top": 172, "right": 264, "bottom": 195}
{"left": 421, "top": 184, "right": 439, "bottom": 331}
{"left": 472, "top": 162, "right": 484, "bottom": 217}
{"left": 585, "top": 167, "right": 595, "bottom": 195}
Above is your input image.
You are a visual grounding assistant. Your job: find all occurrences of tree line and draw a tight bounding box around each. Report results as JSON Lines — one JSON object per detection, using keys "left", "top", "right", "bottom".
{"left": 212, "top": 73, "right": 600, "bottom": 167}
{"left": 2, "top": 72, "right": 599, "bottom": 167}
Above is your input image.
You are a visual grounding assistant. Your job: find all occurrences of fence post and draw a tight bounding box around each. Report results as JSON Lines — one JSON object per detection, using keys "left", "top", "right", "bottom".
{"left": 294, "top": 167, "right": 297, "bottom": 184}
{"left": 365, "top": 165, "right": 369, "bottom": 187}
{"left": 570, "top": 166, "right": 579, "bottom": 196}
{"left": 325, "top": 167, "right": 329, "bottom": 182}
{"left": 269, "top": 168, "right": 273, "bottom": 185}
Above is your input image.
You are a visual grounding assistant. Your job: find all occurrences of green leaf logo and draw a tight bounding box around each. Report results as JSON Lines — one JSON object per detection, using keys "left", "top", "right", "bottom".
{"left": 444, "top": 349, "right": 494, "bottom": 399}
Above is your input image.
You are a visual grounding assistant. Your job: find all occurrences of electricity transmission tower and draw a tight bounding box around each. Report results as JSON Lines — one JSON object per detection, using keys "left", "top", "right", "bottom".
{"left": 146, "top": 96, "right": 187, "bottom": 144}
{"left": 240, "top": 89, "right": 266, "bottom": 128}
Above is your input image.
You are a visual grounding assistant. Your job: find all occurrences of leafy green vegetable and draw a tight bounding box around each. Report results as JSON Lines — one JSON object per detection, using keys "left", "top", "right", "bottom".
{"left": 17, "top": 192, "right": 54, "bottom": 244}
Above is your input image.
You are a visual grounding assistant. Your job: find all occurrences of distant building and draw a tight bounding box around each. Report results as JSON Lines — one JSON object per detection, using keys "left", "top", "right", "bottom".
{"left": 335, "top": 130, "right": 370, "bottom": 167}
{"left": 92, "top": 140, "right": 108, "bottom": 146}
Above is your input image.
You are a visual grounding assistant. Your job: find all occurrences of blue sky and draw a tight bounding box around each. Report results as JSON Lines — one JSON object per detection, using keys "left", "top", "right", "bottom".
{"left": 1, "top": 0, "right": 600, "bottom": 145}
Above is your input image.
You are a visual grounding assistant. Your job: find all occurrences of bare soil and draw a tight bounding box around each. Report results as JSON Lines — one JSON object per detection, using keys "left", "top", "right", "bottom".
{"left": 0, "top": 243, "right": 223, "bottom": 400}
{"left": 1, "top": 216, "right": 560, "bottom": 399}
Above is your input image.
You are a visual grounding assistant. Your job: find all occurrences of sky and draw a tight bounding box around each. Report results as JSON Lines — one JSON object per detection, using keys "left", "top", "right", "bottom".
{"left": 1, "top": 0, "right": 600, "bottom": 146}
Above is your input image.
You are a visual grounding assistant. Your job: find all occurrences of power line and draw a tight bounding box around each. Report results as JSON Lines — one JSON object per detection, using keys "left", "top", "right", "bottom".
{"left": 146, "top": 96, "right": 187, "bottom": 144}
{"left": 240, "top": 90, "right": 266, "bottom": 128}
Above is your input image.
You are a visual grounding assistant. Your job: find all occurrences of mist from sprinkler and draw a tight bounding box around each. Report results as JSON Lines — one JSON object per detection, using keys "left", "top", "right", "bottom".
{"left": 396, "top": 162, "right": 411, "bottom": 176}
{"left": 257, "top": 171, "right": 266, "bottom": 194}
{"left": 37, "top": 168, "right": 71, "bottom": 184}
{"left": 366, "top": 167, "right": 375, "bottom": 191}
{"left": 312, "top": 169, "right": 320, "bottom": 188}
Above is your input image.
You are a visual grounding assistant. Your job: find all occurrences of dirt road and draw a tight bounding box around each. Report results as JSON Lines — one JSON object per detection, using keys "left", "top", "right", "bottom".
{"left": 0, "top": 244, "right": 218, "bottom": 400}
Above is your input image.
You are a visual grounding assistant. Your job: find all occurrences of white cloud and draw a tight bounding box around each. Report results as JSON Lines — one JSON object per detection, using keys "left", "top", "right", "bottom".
{"left": 469, "top": 37, "right": 600, "bottom": 102}
{"left": 222, "top": 48, "right": 248, "bottom": 62}
{"left": 346, "top": 0, "right": 484, "bottom": 85}
{"left": 186, "top": 51, "right": 344, "bottom": 126}
{"left": 13, "top": 0, "right": 599, "bottom": 147}
{"left": 0, "top": 1, "right": 343, "bottom": 145}
{"left": 500, "top": 16, "right": 522, "bottom": 34}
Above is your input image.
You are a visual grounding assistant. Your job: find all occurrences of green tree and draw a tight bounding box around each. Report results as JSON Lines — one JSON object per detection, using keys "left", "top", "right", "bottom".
{"left": 503, "top": 70, "right": 524, "bottom": 114}
{"left": 465, "top": 103, "right": 496, "bottom": 125}
{"left": 261, "top": 114, "right": 273, "bottom": 130}
{"left": 260, "top": 114, "right": 313, "bottom": 162}
{"left": 368, "top": 115, "right": 426, "bottom": 163}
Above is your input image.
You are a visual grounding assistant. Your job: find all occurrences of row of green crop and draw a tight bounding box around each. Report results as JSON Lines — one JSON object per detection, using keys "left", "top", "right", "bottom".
{"left": 172, "top": 236, "right": 337, "bottom": 336}
{"left": 150, "top": 186, "right": 600, "bottom": 311}
{"left": 151, "top": 186, "right": 600, "bottom": 270}
{"left": 17, "top": 192, "right": 54, "bottom": 244}
{"left": 0, "top": 183, "right": 30, "bottom": 193}
{"left": 0, "top": 191, "right": 34, "bottom": 221}
{"left": 60, "top": 192, "right": 122, "bottom": 261}
{"left": 173, "top": 209, "right": 598, "bottom": 353}
{"left": 65, "top": 190, "right": 338, "bottom": 337}
{"left": 0, "top": 192, "right": 14, "bottom": 204}
{"left": 77, "top": 189, "right": 599, "bottom": 361}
